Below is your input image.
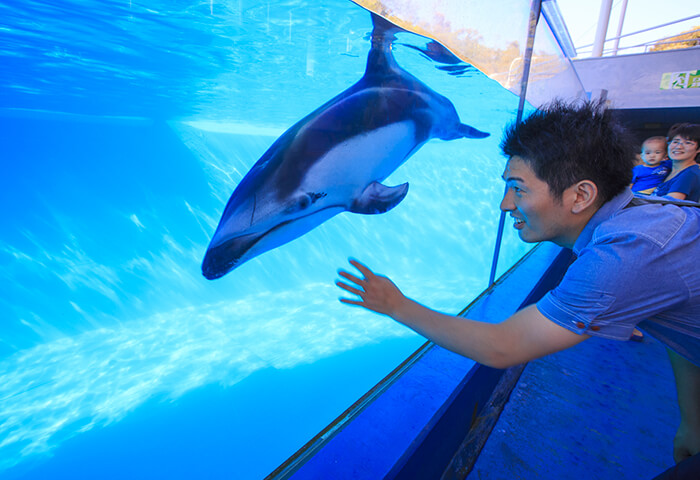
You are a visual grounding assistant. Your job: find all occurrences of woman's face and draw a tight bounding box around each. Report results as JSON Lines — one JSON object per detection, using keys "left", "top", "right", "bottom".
{"left": 668, "top": 135, "right": 699, "bottom": 163}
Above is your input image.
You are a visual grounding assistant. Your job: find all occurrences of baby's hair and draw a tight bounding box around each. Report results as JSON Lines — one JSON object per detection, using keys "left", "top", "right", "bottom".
{"left": 642, "top": 136, "right": 667, "bottom": 149}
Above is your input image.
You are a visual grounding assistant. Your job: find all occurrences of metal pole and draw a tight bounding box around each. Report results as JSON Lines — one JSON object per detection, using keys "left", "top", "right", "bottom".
{"left": 488, "top": 0, "right": 541, "bottom": 287}
{"left": 592, "top": 0, "right": 613, "bottom": 57}
{"left": 577, "top": 13, "right": 700, "bottom": 49}
{"left": 611, "top": 0, "right": 629, "bottom": 56}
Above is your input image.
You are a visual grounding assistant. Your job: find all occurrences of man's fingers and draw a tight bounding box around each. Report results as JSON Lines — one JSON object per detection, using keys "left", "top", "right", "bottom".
{"left": 336, "top": 281, "right": 364, "bottom": 297}
{"left": 348, "top": 258, "right": 373, "bottom": 278}
{"left": 339, "top": 297, "right": 364, "bottom": 306}
{"left": 338, "top": 270, "right": 363, "bottom": 285}
{"left": 337, "top": 259, "right": 380, "bottom": 310}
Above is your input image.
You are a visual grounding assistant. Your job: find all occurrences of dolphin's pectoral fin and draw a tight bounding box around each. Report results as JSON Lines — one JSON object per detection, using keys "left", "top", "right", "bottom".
{"left": 458, "top": 123, "right": 490, "bottom": 139}
{"left": 349, "top": 181, "right": 409, "bottom": 215}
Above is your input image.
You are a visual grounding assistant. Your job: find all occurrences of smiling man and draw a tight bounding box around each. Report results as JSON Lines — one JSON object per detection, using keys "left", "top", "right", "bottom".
{"left": 336, "top": 100, "right": 700, "bottom": 477}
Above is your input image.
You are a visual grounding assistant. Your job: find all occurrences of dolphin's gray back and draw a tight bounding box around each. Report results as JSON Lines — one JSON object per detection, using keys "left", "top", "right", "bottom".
{"left": 202, "top": 13, "right": 489, "bottom": 279}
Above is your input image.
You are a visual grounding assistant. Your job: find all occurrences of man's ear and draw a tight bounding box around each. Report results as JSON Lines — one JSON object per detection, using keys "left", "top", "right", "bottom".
{"left": 571, "top": 180, "right": 598, "bottom": 214}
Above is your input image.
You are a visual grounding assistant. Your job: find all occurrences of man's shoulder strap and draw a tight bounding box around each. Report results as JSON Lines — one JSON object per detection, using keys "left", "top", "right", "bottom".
{"left": 625, "top": 196, "right": 700, "bottom": 209}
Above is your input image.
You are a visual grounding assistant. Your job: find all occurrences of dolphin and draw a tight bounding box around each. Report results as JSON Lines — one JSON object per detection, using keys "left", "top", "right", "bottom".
{"left": 201, "top": 14, "right": 488, "bottom": 280}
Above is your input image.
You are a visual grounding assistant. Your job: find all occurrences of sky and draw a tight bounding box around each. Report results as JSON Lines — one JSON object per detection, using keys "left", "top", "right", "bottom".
{"left": 557, "top": 0, "right": 700, "bottom": 57}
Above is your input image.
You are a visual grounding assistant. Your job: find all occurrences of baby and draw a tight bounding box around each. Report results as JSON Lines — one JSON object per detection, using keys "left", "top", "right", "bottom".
{"left": 630, "top": 136, "right": 671, "bottom": 194}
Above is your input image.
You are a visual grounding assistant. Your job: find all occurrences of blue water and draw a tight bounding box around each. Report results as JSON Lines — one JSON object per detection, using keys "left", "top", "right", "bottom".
{"left": 1, "top": 1, "right": 531, "bottom": 478}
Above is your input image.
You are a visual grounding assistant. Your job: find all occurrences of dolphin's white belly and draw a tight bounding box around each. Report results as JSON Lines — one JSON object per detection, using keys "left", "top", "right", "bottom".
{"left": 304, "top": 121, "right": 416, "bottom": 198}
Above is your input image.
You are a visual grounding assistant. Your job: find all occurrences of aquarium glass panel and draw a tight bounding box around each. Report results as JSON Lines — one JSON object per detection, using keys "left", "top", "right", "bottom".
{"left": 0, "top": 1, "right": 578, "bottom": 478}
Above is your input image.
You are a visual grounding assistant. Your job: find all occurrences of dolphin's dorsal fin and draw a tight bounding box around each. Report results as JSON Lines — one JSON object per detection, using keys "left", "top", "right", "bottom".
{"left": 349, "top": 181, "right": 409, "bottom": 215}
{"left": 362, "top": 14, "right": 402, "bottom": 80}
{"left": 370, "top": 13, "right": 401, "bottom": 41}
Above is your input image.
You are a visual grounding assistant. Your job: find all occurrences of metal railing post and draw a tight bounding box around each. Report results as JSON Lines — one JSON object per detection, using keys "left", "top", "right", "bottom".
{"left": 488, "top": 0, "right": 542, "bottom": 286}
{"left": 592, "top": 0, "right": 613, "bottom": 57}
{"left": 611, "top": 0, "right": 629, "bottom": 55}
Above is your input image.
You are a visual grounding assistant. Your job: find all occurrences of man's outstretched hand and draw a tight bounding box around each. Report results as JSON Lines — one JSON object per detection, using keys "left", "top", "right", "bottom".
{"left": 336, "top": 259, "right": 406, "bottom": 317}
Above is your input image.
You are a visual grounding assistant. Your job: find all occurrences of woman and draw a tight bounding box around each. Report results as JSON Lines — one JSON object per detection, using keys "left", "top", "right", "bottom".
{"left": 653, "top": 123, "right": 700, "bottom": 202}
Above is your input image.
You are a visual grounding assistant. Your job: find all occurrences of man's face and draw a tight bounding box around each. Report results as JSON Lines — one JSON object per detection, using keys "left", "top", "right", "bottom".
{"left": 500, "top": 156, "right": 577, "bottom": 247}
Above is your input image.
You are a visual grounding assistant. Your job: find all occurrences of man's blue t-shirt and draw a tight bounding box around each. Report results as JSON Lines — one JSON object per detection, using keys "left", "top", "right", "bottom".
{"left": 537, "top": 188, "right": 700, "bottom": 366}
{"left": 652, "top": 164, "right": 700, "bottom": 202}
{"left": 631, "top": 160, "right": 670, "bottom": 193}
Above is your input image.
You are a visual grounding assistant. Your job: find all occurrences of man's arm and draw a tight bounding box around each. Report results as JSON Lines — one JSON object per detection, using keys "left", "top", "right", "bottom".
{"left": 667, "top": 348, "right": 700, "bottom": 463}
{"left": 337, "top": 259, "right": 588, "bottom": 369}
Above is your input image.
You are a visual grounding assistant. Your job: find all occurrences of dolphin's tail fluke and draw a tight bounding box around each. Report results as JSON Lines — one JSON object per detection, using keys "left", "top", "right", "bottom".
{"left": 458, "top": 123, "right": 490, "bottom": 139}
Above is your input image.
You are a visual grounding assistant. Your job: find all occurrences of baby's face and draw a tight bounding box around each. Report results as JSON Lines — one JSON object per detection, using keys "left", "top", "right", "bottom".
{"left": 641, "top": 140, "right": 667, "bottom": 166}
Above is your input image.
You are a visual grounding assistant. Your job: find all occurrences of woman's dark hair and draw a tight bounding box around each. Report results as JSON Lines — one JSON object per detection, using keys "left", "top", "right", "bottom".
{"left": 500, "top": 99, "right": 637, "bottom": 205}
{"left": 667, "top": 123, "right": 700, "bottom": 144}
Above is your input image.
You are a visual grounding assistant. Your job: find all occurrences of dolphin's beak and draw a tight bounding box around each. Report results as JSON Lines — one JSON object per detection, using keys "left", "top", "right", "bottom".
{"left": 201, "top": 233, "right": 260, "bottom": 280}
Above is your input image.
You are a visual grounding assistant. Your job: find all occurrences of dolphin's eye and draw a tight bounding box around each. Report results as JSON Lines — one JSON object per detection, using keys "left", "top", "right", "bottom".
{"left": 289, "top": 192, "right": 326, "bottom": 213}
{"left": 299, "top": 195, "right": 312, "bottom": 209}
{"left": 301, "top": 192, "right": 327, "bottom": 209}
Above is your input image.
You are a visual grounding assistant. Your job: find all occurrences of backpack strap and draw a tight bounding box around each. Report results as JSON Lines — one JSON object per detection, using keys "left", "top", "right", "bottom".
{"left": 624, "top": 195, "right": 700, "bottom": 209}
